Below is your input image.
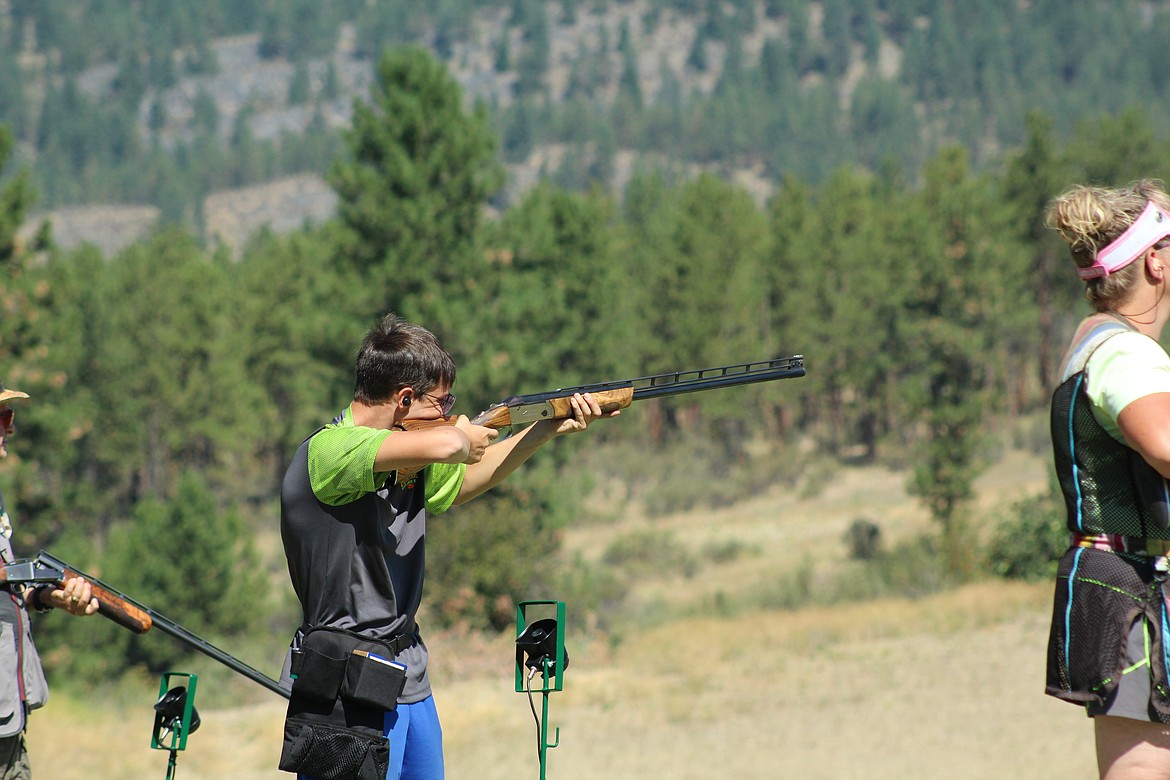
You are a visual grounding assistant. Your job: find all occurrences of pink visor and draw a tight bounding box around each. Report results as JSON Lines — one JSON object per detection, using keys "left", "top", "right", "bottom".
{"left": 1078, "top": 200, "right": 1170, "bottom": 280}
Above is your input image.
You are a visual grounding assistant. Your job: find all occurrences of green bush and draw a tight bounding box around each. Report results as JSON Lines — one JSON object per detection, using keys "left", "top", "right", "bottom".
{"left": 758, "top": 555, "right": 816, "bottom": 610}
{"left": 706, "top": 537, "right": 758, "bottom": 564}
{"left": 601, "top": 528, "right": 698, "bottom": 578}
{"left": 867, "top": 532, "right": 952, "bottom": 599}
{"left": 550, "top": 551, "right": 628, "bottom": 631}
{"left": 985, "top": 488, "right": 1066, "bottom": 581}
{"left": 843, "top": 517, "right": 882, "bottom": 560}
{"left": 426, "top": 487, "right": 563, "bottom": 632}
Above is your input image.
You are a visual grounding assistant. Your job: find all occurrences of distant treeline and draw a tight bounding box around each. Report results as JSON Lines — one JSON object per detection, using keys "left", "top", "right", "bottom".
{"left": 6, "top": 0, "right": 1170, "bottom": 222}
{"left": 0, "top": 43, "right": 1163, "bottom": 683}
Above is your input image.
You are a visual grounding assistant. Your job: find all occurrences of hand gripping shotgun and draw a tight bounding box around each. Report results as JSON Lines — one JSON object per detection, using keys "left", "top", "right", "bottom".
{"left": 1, "top": 551, "right": 290, "bottom": 699}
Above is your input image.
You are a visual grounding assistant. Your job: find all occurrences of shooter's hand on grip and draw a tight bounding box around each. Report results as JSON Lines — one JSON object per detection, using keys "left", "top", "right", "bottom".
{"left": 453, "top": 414, "right": 499, "bottom": 465}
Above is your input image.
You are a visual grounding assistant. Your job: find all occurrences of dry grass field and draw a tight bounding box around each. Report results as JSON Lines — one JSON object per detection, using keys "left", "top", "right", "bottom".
{"left": 26, "top": 448, "right": 1100, "bottom": 779}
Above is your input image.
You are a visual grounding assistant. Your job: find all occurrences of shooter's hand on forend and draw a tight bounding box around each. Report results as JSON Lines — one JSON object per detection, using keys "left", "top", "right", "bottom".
{"left": 42, "top": 576, "right": 100, "bottom": 617}
{"left": 540, "top": 391, "right": 619, "bottom": 437}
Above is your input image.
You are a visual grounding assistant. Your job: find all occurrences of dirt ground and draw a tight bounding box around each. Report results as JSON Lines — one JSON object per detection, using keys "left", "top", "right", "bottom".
{"left": 28, "top": 582, "right": 1096, "bottom": 779}
{"left": 28, "top": 450, "right": 1099, "bottom": 779}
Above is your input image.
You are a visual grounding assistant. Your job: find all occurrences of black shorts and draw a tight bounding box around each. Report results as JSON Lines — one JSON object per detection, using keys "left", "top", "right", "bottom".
{"left": 1046, "top": 546, "right": 1170, "bottom": 723}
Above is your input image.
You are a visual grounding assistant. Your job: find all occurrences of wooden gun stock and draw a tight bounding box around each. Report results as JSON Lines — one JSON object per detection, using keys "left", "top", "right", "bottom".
{"left": 56, "top": 567, "right": 153, "bottom": 634}
{"left": 472, "top": 387, "right": 633, "bottom": 427}
{"left": 399, "top": 387, "right": 634, "bottom": 432}
{"left": 0, "top": 558, "right": 153, "bottom": 634}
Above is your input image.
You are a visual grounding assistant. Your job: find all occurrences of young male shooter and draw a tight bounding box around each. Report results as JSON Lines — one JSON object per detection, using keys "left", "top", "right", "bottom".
{"left": 278, "top": 313, "right": 615, "bottom": 780}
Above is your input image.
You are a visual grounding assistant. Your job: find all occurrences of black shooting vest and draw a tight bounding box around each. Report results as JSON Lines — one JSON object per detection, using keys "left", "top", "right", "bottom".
{"left": 279, "top": 431, "right": 431, "bottom": 703}
{"left": 1051, "top": 321, "right": 1170, "bottom": 538}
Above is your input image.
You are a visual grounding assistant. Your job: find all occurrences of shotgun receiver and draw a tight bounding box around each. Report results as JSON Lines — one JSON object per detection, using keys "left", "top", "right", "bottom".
{"left": 1, "top": 556, "right": 153, "bottom": 634}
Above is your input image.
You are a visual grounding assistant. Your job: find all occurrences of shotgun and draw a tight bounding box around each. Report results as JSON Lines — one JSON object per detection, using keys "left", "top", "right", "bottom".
{"left": 393, "top": 356, "right": 805, "bottom": 485}
{"left": 0, "top": 557, "right": 153, "bottom": 634}
{"left": 30, "top": 551, "right": 290, "bottom": 699}
{"left": 405, "top": 355, "right": 805, "bottom": 430}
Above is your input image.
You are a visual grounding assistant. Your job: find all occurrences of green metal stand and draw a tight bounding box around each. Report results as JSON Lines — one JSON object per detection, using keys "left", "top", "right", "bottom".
{"left": 515, "top": 600, "right": 567, "bottom": 780}
{"left": 151, "top": 672, "right": 199, "bottom": 780}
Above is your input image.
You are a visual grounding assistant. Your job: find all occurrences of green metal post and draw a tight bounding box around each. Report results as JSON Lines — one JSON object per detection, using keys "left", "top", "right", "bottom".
{"left": 151, "top": 672, "right": 199, "bottom": 780}
{"left": 538, "top": 656, "right": 560, "bottom": 780}
{"left": 516, "top": 600, "right": 567, "bottom": 780}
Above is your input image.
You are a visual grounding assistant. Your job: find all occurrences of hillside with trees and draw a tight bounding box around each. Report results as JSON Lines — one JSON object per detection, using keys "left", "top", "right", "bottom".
{"left": 7, "top": 0, "right": 1170, "bottom": 241}
{"left": 1, "top": 1, "right": 1169, "bottom": 686}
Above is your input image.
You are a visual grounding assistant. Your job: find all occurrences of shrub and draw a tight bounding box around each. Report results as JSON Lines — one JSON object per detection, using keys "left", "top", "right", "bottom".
{"left": 986, "top": 487, "right": 1065, "bottom": 581}
{"left": 843, "top": 517, "right": 882, "bottom": 560}
{"left": 601, "top": 528, "right": 697, "bottom": 578}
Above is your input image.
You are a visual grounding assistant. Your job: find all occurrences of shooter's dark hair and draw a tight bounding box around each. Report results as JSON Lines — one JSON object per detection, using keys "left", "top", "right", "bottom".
{"left": 353, "top": 313, "right": 456, "bottom": 404}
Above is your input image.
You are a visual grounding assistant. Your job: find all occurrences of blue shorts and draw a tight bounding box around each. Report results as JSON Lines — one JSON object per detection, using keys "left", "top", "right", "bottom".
{"left": 385, "top": 696, "right": 444, "bottom": 780}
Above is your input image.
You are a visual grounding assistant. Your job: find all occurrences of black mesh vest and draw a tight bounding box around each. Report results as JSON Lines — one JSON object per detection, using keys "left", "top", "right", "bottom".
{"left": 1051, "top": 326, "right": 1170, "bottom": 538}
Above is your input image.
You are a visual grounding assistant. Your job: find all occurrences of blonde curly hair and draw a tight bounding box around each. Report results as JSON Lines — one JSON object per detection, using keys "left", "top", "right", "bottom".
{"left": 1046, "top": 179, "right": 1170, "bottom": 310}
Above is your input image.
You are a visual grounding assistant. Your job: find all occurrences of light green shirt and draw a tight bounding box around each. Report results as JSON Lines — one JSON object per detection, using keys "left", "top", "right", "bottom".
{"left": 1084, "top": 331, "right": 1170, "bottom": 442}
{"left": 306, "top": 406, "right": 465, "bottom": 511}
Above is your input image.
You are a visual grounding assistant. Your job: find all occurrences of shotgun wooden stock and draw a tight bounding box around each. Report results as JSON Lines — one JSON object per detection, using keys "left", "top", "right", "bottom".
{"left": 55, "top": 566, "right": 154, "bottom": 634}
{"left": 398, "top": 387, "right": 634, "bottom": 432}
{"left": 0, "top": 559, "right": 153, "bottom": 633}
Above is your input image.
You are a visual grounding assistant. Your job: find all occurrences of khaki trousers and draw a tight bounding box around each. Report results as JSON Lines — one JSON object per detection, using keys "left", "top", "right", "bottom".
{"left": 0, "top": 734, "right": 30, "bottom": 780}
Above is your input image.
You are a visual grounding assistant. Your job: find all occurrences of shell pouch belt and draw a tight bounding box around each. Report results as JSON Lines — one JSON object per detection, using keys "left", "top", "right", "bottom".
{"left": 278, "top": 627, "right": 408, "bottom": 780}
{"left": 288, "top": 627, "right": 407, "bottom": 709}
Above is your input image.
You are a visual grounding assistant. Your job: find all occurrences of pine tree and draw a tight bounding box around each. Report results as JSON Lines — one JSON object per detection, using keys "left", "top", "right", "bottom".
{"left": 1001, "top": 111, "right": 1075, "bottom": 393}
{"left": 900, "top": 146, "right": 1030, "bottom": 567}
{"left": 0, "top": 126, "right": 33, "bottom": 266}
{"left": 103, "top": 471, "right": 268, "bottom": 671}
{"left": 328, "top": 46, "right": 505, "bottom": 342}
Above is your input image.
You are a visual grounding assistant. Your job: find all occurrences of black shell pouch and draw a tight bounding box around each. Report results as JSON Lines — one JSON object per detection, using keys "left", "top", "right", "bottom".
{"left": 279, "top": 627, "right": 407, "bottom": 780}
{"left": 279, "top": 713, "right": 389, "bottom": 780}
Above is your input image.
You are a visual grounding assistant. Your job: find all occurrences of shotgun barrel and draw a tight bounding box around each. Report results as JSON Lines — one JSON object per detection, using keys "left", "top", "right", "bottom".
{"left": 470, "top": 355, "right": 805, "bottom": 427}
{"left": 36, "top": 551, "right": 290, "bottom": 699}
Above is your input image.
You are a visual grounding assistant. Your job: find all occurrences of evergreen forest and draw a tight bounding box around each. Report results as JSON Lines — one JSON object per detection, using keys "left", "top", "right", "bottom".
{"left": 7, "top": 0, "right": 1170, "bottom": 220}
{"left": 1, "top": 1, "right": 1168, "bottom": 689}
